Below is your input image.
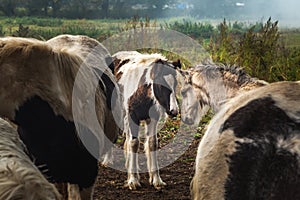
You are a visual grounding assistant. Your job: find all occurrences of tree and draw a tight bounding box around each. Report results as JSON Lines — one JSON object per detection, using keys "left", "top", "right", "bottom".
{"left": 0, "top": 0, "right": 19, "bottom": 16}
{"left": 27, "top": 0, "right": 49, "bottom": 16}
{"left": 49, "top": 0, "right": 62, "bottom": 16}
{"left": 101, "top": 0, "right": 109, "bottom": 17}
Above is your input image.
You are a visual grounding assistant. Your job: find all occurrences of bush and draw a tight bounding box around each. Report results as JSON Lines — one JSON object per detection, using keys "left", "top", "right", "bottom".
{"left": 210, "top": 18, "right": 300, "bottom": 82}
{"left": 165, "top": 19, "right": 215, "bottom": 40}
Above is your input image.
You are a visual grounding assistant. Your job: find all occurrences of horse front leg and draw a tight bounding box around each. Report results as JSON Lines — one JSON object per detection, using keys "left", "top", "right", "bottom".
{"left": 145, "top": 119, "right": 166, "bottom": 189}
{"left": 125, "top": 116, "right": 141, "bottom": 190}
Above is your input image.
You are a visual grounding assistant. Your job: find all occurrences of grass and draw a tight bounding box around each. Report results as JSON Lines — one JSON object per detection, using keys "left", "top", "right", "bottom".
{"left": 1, "top": 16, "right": 300, "bottom": 47}
{"left": 0, "top": 17, "right": 124, "bottom": 40}
{"left": 280, "top": 29, "right": 300, "bottom": 48}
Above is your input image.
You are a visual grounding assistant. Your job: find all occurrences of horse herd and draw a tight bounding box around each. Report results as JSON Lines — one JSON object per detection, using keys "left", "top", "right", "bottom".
{"left": 0, "top": 34, "right": 299, "bottom": 200}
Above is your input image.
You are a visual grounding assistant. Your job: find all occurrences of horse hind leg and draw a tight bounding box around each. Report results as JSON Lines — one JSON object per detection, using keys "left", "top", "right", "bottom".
{"left": 145, "top": 120, "right": 166, "bottom": 189}
{"left": 79, "top": 186, "right": 94, "bottom": 200}
{"left": 65, "top": 184, "right": 93, "bottom": 200}
{"left": 55, "top": 183, "right": 68, "bottom": 199}
{"left": 68, "top": 183, "right": 83, "bottom": 200}
{"left": 101, "top": 146, "right": 114, "bottom": 167}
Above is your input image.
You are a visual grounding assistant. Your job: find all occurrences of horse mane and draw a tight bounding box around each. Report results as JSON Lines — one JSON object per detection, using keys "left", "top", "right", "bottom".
{"left": 193, "top": 63, "right": 268, "bottom": 90}
{"left": 183, "top": 63, "right": 269, "bottom": 112}
{"left": 0, "top": 36, "right": 106, "bottom": 121}
{"left": 0, "top": 37, "right": 50, "bottom": 63}
{"left": 51, "top": 48, "right": 83, "bottom": 107}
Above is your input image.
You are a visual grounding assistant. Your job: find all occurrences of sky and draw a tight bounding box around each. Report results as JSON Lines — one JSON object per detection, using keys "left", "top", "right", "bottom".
{"left": 244, "top": 0, "right": 300, "bottom": 26}
{"left": 178, "top": 0, "right": 300, "bottom": 27}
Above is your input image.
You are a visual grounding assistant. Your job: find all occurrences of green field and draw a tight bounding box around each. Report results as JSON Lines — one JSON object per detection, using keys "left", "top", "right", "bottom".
{"left": 1, "top": 16, "right": 300, "bottom": 47}
{"left": 0, "top": 16, "right": 299, "bottom": 82}
{"left": 281, "top": 29, "right": 300, "bottom": 48}
{"left": 0, "top": 17, "right": 125, "bottom": 40}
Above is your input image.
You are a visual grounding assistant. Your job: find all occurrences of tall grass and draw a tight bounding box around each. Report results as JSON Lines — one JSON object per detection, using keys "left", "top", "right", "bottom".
{"left": 210, "top": 18, "right": 300, "bottom": 82}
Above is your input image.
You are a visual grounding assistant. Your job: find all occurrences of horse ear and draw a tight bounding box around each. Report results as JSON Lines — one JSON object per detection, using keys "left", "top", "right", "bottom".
{"left": 172, "top": 59, "right": 181, "bottom": 69}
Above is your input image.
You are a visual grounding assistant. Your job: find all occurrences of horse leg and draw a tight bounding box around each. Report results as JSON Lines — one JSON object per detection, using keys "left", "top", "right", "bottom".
{"left": 79, "top": 186, "right": 94, "bottom": 200}
{"left": 145, "top": 119, "right": 166, "bottom": 189}
{"left": 55, "top": 183, "right": 68, "bottom": 199}
{"left": 67, "top": 184, "right": 81, "bottom": 200}
{"left": 125, "top": 117, "right": 140, "bottom": 190}
{"left": 101, "top": 147, "right": 113, "bottom": 167}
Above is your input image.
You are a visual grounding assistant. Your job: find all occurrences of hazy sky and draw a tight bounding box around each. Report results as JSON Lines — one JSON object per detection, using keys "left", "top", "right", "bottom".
{"left": 182, "top": 0, "right": 300, "bottom": 27}
{"left": 238, "top": 0, "right": 300, "bottom": 27}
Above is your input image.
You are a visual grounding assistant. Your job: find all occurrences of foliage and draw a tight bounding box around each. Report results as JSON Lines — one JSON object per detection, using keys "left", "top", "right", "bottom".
{"left": 210, "top": 18, "right": 300, "bottom": 82}
{"left": 0, "top": 25, "right": 4, "bottom": 36}
{"left": 0, "top": 0, "right": 180, "bottom": 19}
{"left": 12, "top": 24, "right": 31, "bottom": 37}
{"left": 165, "top": 19, "right": 215, "bottom": 41}
{"left": 0, "top": 16, "right": 299, "bottom": 82}
{"left": 0, "top": 17, "right": 119, "bottom": 40}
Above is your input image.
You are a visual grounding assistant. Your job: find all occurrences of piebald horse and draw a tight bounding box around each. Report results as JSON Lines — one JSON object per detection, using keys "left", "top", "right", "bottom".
{"left": 191, "top": 81, "right": 300, "bottom": 200}
{"left": 113, "top": 51, "right": 181, "bottom": 190}
{"left": 0, "top": 117, "right": 61, "bottom": 200}
{"left": 0, "top": 35, "right": 122, "bottom": 199}
{"left": 180, "top": 64, "right": 268, "bottom": 125}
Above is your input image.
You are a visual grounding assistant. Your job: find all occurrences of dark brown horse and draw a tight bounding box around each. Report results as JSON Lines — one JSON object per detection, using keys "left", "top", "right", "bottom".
{"left": 0, "top": 117, "right": 61, "bottom": 200}
{"left": 0, "top": 35, "right": 122, "bottom": 199}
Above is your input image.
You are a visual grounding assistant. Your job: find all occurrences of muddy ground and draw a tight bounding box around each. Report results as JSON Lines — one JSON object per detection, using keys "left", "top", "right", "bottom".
{"left": 93, "top": 131, "right": 202, "bottom": 200}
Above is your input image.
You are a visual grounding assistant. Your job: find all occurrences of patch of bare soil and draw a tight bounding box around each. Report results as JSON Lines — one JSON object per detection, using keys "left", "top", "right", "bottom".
{"left": 93, "top": 136, "right": 201, "bottom": 200}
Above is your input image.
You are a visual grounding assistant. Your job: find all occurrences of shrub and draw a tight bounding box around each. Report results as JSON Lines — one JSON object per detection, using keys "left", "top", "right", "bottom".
{"left": 210, "top": 18, "right": 300, "bottom": 82}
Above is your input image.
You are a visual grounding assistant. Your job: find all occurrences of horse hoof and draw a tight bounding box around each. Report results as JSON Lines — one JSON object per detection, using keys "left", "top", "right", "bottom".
{"left": 126, "top": 178, "right": 141, "bottom": 190}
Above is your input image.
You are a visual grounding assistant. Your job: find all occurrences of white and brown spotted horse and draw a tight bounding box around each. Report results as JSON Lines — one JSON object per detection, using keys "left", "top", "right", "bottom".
{"left": 191, "top": 81, "right": 300, "bottom": 199}
{"left": 113, "top": 51, "right": 181, "bottom": 190}
{"left": 180, "top": 63, "right": 268, "bottom": 125}
{"left": 0, "top": 35, "right": 122, "bottom": 199}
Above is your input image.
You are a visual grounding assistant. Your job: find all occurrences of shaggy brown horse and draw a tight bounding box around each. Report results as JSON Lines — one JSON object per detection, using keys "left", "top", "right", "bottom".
{"left": 180, "top": 63, "right": 268, "bottom": 125}
{"left": 0, "top": 117, "right": 61, "bottom": 200}
{"left": 0, "top": 35, "right": 122, "bottom": 199}
{"left": 191, "top": 81, "right": 300, "bottom": 200}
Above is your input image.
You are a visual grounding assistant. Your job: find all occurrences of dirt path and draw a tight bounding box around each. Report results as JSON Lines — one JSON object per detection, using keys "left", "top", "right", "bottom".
{"left": 93, "top": 138, "right": 201, "bottom": 200}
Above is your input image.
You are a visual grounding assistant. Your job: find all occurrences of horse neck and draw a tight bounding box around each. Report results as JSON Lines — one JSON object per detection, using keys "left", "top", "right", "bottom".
{"left": 200, "top": 76, "right": 246, "bottom": 112}
{"left": 213, "top": 72, "right": 266, "bottom": 111}
{"left": 200, "top": 75, "right": 229, "bottom": 113}
{"left": 195, "top": 65, "right": 267, "bottom": 113}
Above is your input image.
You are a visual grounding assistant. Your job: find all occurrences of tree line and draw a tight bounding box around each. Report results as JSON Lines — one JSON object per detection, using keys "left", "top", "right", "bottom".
{"left": 0, "top": 0, "right": 265, "bottom": 19}
{"left": 0, "top": 0, "right": 179, "bottom": 19}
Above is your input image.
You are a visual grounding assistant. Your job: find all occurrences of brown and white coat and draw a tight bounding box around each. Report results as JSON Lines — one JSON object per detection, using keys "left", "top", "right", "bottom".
{"left": 113, "top": 51, "right": 181, "bottom": 190}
